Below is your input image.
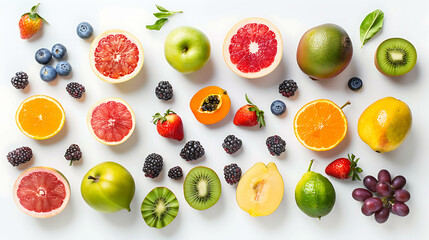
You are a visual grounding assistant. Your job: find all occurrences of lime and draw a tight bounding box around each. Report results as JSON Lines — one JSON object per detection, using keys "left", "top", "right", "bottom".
{"left": 295, "top": 160, "right": 336, "bottom": 219}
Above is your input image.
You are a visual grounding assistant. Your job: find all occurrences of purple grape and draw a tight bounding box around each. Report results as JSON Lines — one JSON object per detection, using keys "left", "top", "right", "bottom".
{"left": 363, "top": 197, "right": 383, "bottom": 212}
{"left": 391, "top": 175, "right": 406, "bottom": 189}
{"left": 352, "top": 188, "right": 373, "bottom": 202}
{"left": 374, "top": 207, "right": 390, "bottom": 223}
{"left": 378, "top": 169, "right": 391, "bottom": 183}
{"left": 363, "top": 175, "right": 377, "bottom": 192}
{"left": 361, "top": 205, "right": 373, "bottom": 216}
{"left": 376, "top": 182, "right": 393, "bottom": 197}
{"left": 394, "top": 189, "right": 410, "bottom": 202}
{"left": 392, "top": 202, "right": 410, "bottom": 216}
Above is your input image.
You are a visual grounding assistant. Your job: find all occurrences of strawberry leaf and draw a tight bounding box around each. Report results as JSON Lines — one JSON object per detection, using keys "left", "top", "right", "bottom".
{"left": 347, "top": 153, "right": 363, "bottom": 181}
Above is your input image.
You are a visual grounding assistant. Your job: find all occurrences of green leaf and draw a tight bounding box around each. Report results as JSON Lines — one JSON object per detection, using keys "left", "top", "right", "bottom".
{"left": 146, "top": 18, "right": 168, "bottom": 31}
{"left": 360, "top": 9, "right": 384, "bottom": 48}
{"left": 30, "top": 3, "right": 40, "bottom": 13}
{"left": 156, "top": 4, "right": 169, "bottom": 12}
{"left": 154, "top": 12, "right": 175, "bottom": 18}
{"left": 245, "top": 93, "right": 254, "bottom": 105}
{"left": 154, "top": 11, "right": 183, "bottom": 19}
{"left": 248, "top": 107, "right": 257, "bottom": 112}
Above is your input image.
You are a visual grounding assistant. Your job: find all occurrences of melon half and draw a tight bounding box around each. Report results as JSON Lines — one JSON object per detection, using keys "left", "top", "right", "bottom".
{"left": 89, "top": 29, "right": 144, "bottom": 84}
{"left": 223, "top": 18, "right": 283, "bottom": 79}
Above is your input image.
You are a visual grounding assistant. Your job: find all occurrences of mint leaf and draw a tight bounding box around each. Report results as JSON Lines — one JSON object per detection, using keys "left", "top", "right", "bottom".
{"left": 156, "top": 5, "right": 169, "bottom": 12}
{"left": 360, "top": 9, "right": 384, "bottom": 48}
{"left": 146, "top": 18, "right": 168, "bottom": 31}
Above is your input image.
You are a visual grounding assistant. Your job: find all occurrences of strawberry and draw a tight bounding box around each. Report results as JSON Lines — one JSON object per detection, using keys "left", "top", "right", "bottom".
{"left": 19, "top": 3, "right": 47, "bottom": 39}
{"left": 233, "top": 94, "right": 265, "bottom": 127}
{"left": 152, "top": 109, "right": 184, "bottom": 141}
{"left": 325, "top": 154, "right": 363, "bottom": 181}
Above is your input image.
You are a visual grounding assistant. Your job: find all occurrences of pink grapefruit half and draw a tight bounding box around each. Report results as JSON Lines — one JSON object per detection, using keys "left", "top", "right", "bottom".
{"left": 87, "top": 97, "right": 136, "bottom": 145}
{"left": 223, "top": 18, "right": 283, "bottom": 79}
{"left": 89, "top": 29, "right": 144, "bottom": 84}
{"left": 13, "top": 167, "right": 70, "bottom": 218}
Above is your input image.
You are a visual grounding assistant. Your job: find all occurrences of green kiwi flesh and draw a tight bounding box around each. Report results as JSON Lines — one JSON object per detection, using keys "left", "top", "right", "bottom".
{"left": 141, "top": 187, "right": 179, "bottom": 229}
{"left": 375, "top": 38, "right": 417, "bottom": 76}
{"left": 184, "top": 166, "right": 221, "bottom": 210}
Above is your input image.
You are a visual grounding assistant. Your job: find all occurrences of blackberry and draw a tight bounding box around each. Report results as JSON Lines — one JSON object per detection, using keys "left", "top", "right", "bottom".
{"left": 223, "top": 163, "right": 242, "bottom": 185}
{"left": 7, "top": 146, "right": 32, "bottom": 167}
{"left": 180, "top": 140, "right": 205, "bottom": 161}
{"left": 279, "top": 79, "right": 298, "bottom": 98}
{"left": 143, "top": 153, "right": 163, "bottom": 178}
{"left": 11, "top": 71, "right": 29, "bottom": 89}
{"left": 66, "top": 82, "right": 85, "bottom": 99}
{"left": 155, "top": 81, "right": 173, "bottom": 101}
{"left": 222, "top": 135, "right": 242, "bottom": 154}
{"left": 266, "top": 135, "right": 286, "bottom": 156}
{"left": 64, "top": 144, "right": 82, "bottom": 166}
{"left": 168, "top": 166, "right": 183, "bottom": 180}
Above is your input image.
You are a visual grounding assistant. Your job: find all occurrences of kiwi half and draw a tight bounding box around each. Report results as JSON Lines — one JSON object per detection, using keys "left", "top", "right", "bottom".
{"left": 141, "top": 187, "right": 179, "bottom": 229}
{"left": 184, "top": 166, "right": 221, "bottom": 210}
{"left": 375, "top": 38, "right": 417, "bottom": 76}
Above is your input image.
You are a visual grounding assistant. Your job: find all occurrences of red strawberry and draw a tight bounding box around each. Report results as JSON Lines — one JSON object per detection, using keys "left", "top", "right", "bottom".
{"left": 233, "top": 94, "right": 265, "bottom": 127}
{"left": 325, "top": 154, "right": 363, "bottom": 181}
{"left": 19, "top": 3, "right": 47, "bottom": 39}
{"left": 152, "top": 109, "right": 184, "bottom": 141}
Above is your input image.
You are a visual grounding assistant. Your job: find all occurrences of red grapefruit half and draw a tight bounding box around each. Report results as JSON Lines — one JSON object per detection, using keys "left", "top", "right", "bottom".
{"left": 223, "top": 18, "right": 283, "bottom": 79}
{"left": 89, "top": 29, "right": 144, "bottom": 84}
{"left": 13, "top": 167, "right": 70, "bottom": 218}
{"left": 87, "top": 97, "right": 135, "bottom": 145}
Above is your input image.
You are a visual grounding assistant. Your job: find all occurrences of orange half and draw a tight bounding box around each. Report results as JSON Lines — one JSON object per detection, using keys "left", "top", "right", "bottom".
{"left": 293, "top": 99, "right": 347, "bottom": 151}
{"left": 16, "top": 95, "right": 65, "bottom": 140}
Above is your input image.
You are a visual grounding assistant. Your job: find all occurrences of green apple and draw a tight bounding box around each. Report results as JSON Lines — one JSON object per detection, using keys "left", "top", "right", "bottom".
{"left": 81, "top": 161, "right": 135, "bottom": 213}
{"left": 164, "top": 26, "right": 211, "bottom": 73}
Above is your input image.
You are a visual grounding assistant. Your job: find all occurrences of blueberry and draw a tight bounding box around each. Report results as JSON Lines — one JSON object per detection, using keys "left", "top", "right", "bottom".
{"left": 40, "top": 66, "right": 57, "bottom": 82}
{"left": 77, "top": 22, "right": 94, "bottom": 39}
{"left": 56, "top": 61, "right": 72, "bottom": 76}
{"left": 270, "top": 100, "right": 286, "bottom": 116}
{"left": 52, "top": 44, "right": 67, "bottom": 60}
{"left": 35, "top": 48, "right": 52, "bottom": 65}
{"left": 348, "top": 77, "right": 363, "bottom": 91}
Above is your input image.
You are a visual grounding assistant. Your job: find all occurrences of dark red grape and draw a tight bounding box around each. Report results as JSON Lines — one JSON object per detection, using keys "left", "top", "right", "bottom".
{"left": 392, "top": 202, "right": 410, "bottom": 216}
{"left": 361, "top": 205, "right": 373, "bottom": 216}
{"left": 378, "top": 169, "right": 391, "bottom": 183}
{"left": 363, "top": 175, "right": 377, "bottom": 192}
{"left": 394, "top": 189, "right": 410, "bottom": 202}
{"left": 391, "top": 175, "right": 406, "bottom": 189}
{"left": 374, "top": 207, "right": 390, "bottom": 223}
{"left": 363, "top": 197, "right": 383, "bottom": 212}
{"left": 376, "top": 181, "right": 393, "bottom": 197}
{"left": 352, "top": 188, "right": 373, "bottom": 202}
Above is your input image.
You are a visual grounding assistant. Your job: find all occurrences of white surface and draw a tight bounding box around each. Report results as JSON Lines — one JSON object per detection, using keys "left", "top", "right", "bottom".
{"left": 1, "top": 0, "right": 428, "bottom": 239}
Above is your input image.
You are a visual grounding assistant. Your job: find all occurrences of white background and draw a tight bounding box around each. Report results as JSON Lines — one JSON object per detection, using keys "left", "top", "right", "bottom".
{"left": 1, "top": 0, "right": 428, "bottom": 239}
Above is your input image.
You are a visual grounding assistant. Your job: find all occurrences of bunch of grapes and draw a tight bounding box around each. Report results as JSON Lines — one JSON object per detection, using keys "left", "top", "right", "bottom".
{"left": 352, "top": 169, "right": 410, "bottom": 224}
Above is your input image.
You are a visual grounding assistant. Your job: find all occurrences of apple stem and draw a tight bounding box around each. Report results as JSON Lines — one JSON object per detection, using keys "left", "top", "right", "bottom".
{"left": 340, "top": 101, "right": 351, "bottom": 109}
{"left": 181, "top": 47, "right": 188, "bottom": 54}
{"left": 88, "top": 175, "right": 99, "bottom": 182}
{"left": 308, "top": 159, "right": 315, "bottom": 172}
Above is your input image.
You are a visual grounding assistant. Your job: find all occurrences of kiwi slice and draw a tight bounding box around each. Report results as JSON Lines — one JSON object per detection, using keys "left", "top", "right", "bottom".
{"left": 141, "top": 187, "right": 179, "bottom": 229}
{"left": 184, "top": 166, "right": 221, "bottom": 210}
{"left": 375, "top": 38, "right": 417, "bottom": 76}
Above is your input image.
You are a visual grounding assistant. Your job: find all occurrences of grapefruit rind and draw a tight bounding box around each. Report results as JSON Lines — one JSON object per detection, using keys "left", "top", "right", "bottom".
{"left": 293, "top": 99, "right": 348, "bottom": 151}
{"left": 89, "top": 29, "right": 144, "bottom": 84}
{"left": 87, "top": 97, "right": 136, "bottom": 145}
{"left": 15, "top": 95, "right": 65, "bottom": 140}
{"left": 223, "top": 17, "right": 283, "bottom": 79}
{"left": 13, "top": 167, "right": 70, "bottom": 218}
